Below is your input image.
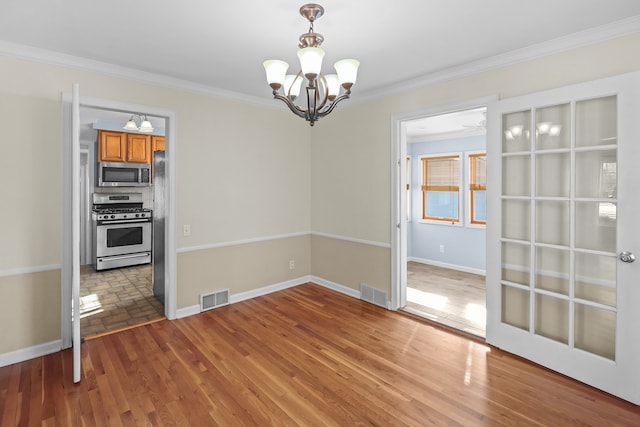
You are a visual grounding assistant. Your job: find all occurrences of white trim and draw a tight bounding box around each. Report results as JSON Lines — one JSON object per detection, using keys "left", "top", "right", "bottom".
{"left": 408, "top": 257, "right": 486, "bottom": 277}
{"left": 175, "top": 304, "right": 201, "bottom": 319}
{"left": 177, "top": 231, "right": 310, "bottom": 254}
{"left": 176, "top": 231, "right": 392, "bottom": 255}
{"left": 1, "top": 41, "right": 275, "bottom": 109}
{"left": 0, "top": 264, "right": 61, "bottom": 278}
{"left": 230, "top": 276, "right": 310, "bottom": 304}
{"left": 356, "top": 16, "right": 640, "bottom": 103}
{"left": 311, "top": 276, "right": 361, "bottom": 300}
{"left": 311, "top": 231, "right": 391, "bottom": 249}
{"left": 0, "top": 340, "right": 61, "bottom": 368}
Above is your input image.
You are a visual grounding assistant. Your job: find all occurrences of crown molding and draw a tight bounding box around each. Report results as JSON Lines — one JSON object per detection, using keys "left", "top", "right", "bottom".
{"left": 0, "top": 40, "right": 277, "bottom": 109}
{"left": 1, "top": 14, "right": 639, "bottom": 108}
{"left": 354, "top": 15, "right": 640, "bottom": 103}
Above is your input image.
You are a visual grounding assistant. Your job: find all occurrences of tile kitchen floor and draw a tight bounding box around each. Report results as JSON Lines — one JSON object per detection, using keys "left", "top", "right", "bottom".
{"left": 80, "top": 263, "right": 165, "bottom": 338}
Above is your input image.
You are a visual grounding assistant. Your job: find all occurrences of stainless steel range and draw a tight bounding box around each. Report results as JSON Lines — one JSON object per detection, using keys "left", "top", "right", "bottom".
{"left": 92, "top": 193, "right": 152, "bottom": 271}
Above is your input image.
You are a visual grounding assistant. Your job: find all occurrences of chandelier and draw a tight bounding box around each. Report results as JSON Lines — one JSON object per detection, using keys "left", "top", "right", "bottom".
{"left": 263, "top": 4, "right": 360, "bottom": 126}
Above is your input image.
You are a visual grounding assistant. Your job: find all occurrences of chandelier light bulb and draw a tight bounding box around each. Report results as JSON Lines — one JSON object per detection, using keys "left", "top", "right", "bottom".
{"left": 263, "top": 60, "right": 289, "bottom": 89}
{"left": 298, "top": 47, "right": 325, "bottom": 80}
{"left": 334, "top": 59, "right": 360, "bottom": 88}
{"left": 324, "top": 74, "right": 340, "bottom": 100}
{"left": 284, "top": 74, "right": 303, "bottom": 99}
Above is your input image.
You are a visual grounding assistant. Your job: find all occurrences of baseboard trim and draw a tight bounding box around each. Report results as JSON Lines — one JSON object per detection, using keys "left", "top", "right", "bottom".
{"left": 175, "top": 276, "right": 313, "bottom": 319}
{"left": 175, "top": 304, "right": 201, "bottom": 319}
{"left": 230, "top": 276, "right": 311, "bottom": 304}
{"left": 310, "top": 276, "right": 361, "bottom": 300}
{"left": 0, "top": 340, "right": 62, "bottom": 368}
{"left": 408, "top": 257, "right": 486, "bottom": 276}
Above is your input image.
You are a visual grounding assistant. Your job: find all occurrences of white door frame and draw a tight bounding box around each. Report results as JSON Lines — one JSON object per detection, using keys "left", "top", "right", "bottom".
{"left": 390, "top": 95, "right": 498, "bottom": 310}
{"left": 61, "top": 94, "right": 178, "bottom": 350}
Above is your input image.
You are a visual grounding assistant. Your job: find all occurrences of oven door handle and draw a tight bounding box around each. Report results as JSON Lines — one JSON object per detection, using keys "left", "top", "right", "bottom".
{"left": 101, "top": 252, "right": 151, "bottom": 261}
{"left": 99, "top": 219, "right": 151, "bottom": 225}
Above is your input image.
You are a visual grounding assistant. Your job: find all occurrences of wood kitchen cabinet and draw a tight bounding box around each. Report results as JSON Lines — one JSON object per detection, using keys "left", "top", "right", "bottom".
{"left": 126, "top": 133, "right": 152, "bottom": 163}
{"left": 98, "top": 130, "right": 127, "bottom": 162}
{"left": 152, "top": 136, "right": 165, "bottom": 151}
{"left": 98, "top": 130, "right": 152, "bottom": 163}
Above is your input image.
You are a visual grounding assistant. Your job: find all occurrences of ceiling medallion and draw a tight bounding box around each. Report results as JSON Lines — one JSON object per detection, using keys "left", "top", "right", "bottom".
{"left": 263, "top": 4, "right": 360, "bottom": 126}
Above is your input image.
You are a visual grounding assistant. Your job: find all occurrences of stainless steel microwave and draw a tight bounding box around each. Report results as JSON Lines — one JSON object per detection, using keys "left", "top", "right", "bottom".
{"left": 97, "top": 162, "right": 151, "bottom": 187}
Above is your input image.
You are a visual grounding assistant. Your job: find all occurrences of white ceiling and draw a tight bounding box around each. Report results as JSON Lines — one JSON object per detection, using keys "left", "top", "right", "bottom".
{"left": 2, "top": 1, "right": 640, "bottom": 133}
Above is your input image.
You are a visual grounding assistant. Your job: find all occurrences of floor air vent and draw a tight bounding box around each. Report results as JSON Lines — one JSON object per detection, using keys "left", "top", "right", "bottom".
{"left": 200, "top": 289, "right": 230, "bottom": 312}
{"left": 360, "top": 284, "right": 388, "bottom": 308}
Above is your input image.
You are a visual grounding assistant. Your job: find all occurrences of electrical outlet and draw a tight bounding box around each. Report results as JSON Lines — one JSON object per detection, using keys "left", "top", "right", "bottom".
{"left": 439, "top": 244, "right": 445, "bottom": 253}
{"left": 183, "top": 224, "right": 191, "bottom": 236}
{"left": 289, "top": 260, "right": 295, "bottom": 270}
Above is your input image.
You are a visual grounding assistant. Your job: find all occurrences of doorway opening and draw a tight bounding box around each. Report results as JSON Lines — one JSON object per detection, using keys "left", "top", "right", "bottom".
{"left": 391, "top": 97, "right": 495, "bottom": 338}
{"left": 62, "top": 94, "right": 177, "bottom": 349}
{"left": 78, "top": 107, "right": 167, "bottom": 338}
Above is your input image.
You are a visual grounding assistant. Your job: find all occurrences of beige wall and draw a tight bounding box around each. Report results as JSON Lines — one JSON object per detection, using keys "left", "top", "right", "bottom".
{"left": 2, "top": 32, "right": 640, "bottom": 358}
{"left": 177, "top": 234, "right": 311, "bottom": 308}
{"left": 0, "top": 270, "right": 61, "bottom": 354}
{"left": 311, "top": 235, "right": 390, "bottom": 293}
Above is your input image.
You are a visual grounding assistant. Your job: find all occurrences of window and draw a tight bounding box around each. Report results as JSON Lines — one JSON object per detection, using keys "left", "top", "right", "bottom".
{"left": 421, "top": 155, "right": 460, "bottom": 223}
{"left": 469, "top": 153, "right": 487, "bottom": 225}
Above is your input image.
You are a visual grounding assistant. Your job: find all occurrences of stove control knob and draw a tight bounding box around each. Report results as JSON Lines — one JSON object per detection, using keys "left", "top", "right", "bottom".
{"left": 110, "top": 215, "right": 115, "bottom": 219}
{"left": 140, "top": 213, "right": 146, "bottom": 217}
{"left": 135, "top": 213, "right": 140, "bottom": 218}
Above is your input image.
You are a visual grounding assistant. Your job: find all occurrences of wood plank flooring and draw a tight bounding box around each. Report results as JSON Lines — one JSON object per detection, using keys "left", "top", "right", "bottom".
{"left": 406, "top": 261, "right": 486, "bottom": 337}
{"left": 2, "top": 283, "right": 639, "bottom": 426}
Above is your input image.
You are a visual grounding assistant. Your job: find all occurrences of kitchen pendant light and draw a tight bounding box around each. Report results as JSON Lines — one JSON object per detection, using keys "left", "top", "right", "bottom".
{"left": 123, "top": 114, "right": 154, "bottom": 133}
{"left": 262, "top": 4, "right": 359, "bottom": 126}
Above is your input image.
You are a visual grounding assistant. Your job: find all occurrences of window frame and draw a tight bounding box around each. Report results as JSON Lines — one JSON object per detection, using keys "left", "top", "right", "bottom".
{"left": 420, "top": 153, "right": 462, "bottom": 225}
{"left": 467, "top": 151, "right": 487, "bottom": 227}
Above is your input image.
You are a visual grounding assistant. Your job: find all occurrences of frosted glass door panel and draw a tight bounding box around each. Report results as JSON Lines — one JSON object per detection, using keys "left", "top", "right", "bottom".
{"left": 535, "top": 247, "right": 569, "bottom": 295}
{"left": 535, "top": 103, "right": 570, "bottom": 150}
{"left": 535, "top": 201, "right": 569, "bottom": 246}
{"left": 575, "top": 150, "right": 617, "bottom": 199}
{"left": 502, "top": 156, "right": 530, "bottom": 196}
{"left": 576, "top": 96, "right": 617, "bottom": 147}
{"left": 535, "top": 294, "right": 569, "bottom": 344}
{"left": 502, "top": 200, "right": 530, "bottom": 241}
{"left": 503, "top": 110, "right": 531, "bottom": 153}
{"left": 502, "top": 242, "right": 530, "bottom": 285}
{"left": 575, "top": 201, "right": 616, "bottom": 252}
{"left": 502, "top": 285, "right": 529, "bottom": 330}
{"left": 536, "top": 153, "right": 570, "bottom": 197}
{"left": 575, "top": 252, "right": 616, "bottom": 306}
{"left": 575, "top": 304, "right": 616, "bottom": 360}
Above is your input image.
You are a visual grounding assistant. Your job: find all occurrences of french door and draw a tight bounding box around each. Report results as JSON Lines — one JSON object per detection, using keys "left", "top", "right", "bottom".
{"left": 486, "top": 72, "right": 640, "bottom": 404}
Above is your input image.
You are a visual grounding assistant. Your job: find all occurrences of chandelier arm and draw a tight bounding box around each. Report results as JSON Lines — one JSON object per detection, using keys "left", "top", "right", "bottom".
{"left": 317, "top": 91, "right": 351, "bottom": 118}
{"left": 315, "top": 74, "right": 331, "bottom": 112}
{"left": 273, "top": 92, "right": 307, "bottom": 118}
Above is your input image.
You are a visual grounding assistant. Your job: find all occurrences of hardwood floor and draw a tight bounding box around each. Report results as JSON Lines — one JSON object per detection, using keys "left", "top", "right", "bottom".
{"left": 406, "top": 261, "right": 486, "bottom": 337}
{"left": 2, "top": 283, "right": 639, "bottom": 426}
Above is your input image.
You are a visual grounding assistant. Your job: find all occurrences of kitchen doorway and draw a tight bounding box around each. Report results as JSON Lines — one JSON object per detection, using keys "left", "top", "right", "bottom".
{"left": 78, "top": 108, "right": 165, "bottom": 338}
{"left": 61, "top": 94, "right": 177, "bottom": 350}
{"left": 390, "top": 96, "right": 495, "bottom": 338}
